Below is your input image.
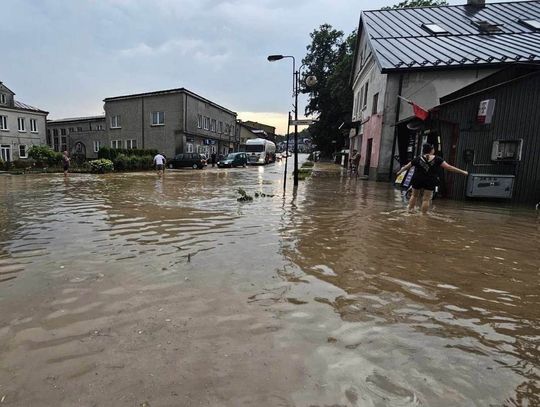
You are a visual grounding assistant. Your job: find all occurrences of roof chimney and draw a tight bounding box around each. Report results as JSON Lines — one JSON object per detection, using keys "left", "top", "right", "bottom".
{"left": 467, "top": 0, "right": 486, "bottom": 7}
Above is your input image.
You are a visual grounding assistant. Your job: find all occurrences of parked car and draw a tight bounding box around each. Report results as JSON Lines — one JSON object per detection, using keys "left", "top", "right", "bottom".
{"left": 218, "top": 152, "right": 248, "bottom": 168}
{"left": 169, "top": 153, "right": 206, "bottom": 169}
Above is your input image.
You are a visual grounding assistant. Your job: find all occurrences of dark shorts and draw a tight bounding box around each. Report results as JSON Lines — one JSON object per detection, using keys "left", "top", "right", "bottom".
{"left": 411, "top": 177, "right": 437, "bottom": 191}
{"left": 63, "top": 164, "right": 69, "bottom": 171}
{"left": 156, "top": 164, "right": 164, "bottom": 170}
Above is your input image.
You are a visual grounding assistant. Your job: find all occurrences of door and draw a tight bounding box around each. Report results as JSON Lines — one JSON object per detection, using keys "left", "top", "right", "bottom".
{"left": 364, "top": 138, "right": 373, "bottom": 176}
{"left": 1, "top": 145, "right": 11, "bottom": 162}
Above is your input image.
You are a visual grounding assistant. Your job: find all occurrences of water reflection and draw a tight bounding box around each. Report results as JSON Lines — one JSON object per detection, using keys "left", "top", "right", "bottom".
{"left": 279, "top": 167, "right": 539, "bottom": 405}
{"left": 0, "top": 162, "right": 538, "bottom": 406}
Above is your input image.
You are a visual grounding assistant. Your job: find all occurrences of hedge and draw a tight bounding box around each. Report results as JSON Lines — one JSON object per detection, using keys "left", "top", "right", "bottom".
{"left": 98, "top": 147, "right": 158, "bottom": 160}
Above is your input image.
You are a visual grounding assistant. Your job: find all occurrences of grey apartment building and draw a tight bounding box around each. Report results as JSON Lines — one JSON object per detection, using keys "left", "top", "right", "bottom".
{"left": 47, "top": 115, "right": 106, "bottom": 159}
{"left": 0, "top": 81, "right": 48, "bottom": 162}
{"left": 103, "top": 88, "right": 238, "bottom": 158}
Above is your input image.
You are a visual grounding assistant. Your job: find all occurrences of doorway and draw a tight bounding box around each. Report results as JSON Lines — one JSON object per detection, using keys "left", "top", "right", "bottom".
{"left": 364, "top": 138, "right": 373, "bottom": 176}
{"left": 1, "top": 145, "right": 11, "bottom": 162}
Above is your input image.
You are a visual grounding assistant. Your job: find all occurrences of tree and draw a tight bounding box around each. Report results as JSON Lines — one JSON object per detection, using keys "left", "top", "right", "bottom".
{"left": 381, "top": 0, "right": 448, "bottom": 10}
{"left": 301, "top": 24, "right": 355, "bottom": 156}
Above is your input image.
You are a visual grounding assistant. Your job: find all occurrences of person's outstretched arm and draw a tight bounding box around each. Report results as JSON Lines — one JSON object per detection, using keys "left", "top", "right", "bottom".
{"left": 396, "top": 162, "right": 412, "bottom": 176}
{"left": 441, "top": 161, "right": 468, "bottom": 176}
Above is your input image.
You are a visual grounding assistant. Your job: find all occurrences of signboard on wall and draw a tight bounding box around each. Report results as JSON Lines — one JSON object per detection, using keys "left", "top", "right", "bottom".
{"left": 477, "top": 99, "right": 496, "bottom": 124}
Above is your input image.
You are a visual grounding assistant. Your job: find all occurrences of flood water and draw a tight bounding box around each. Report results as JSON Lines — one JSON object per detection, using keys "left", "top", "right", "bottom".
{"left": 0, "top": 158, "right": 538, "bottom": 406}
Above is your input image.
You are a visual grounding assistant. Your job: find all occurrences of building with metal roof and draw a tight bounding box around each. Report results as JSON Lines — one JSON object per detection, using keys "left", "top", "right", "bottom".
{"left": 0, "top": 81, "right": 48, "bottom": 162}
{"left": 349, "top": 0, "right": 540, "bottom": 182}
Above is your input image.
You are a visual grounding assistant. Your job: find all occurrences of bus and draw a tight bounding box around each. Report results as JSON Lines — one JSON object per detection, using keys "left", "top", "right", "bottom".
{"left": 245, "top": 138, "right": 276, "bottom": 165}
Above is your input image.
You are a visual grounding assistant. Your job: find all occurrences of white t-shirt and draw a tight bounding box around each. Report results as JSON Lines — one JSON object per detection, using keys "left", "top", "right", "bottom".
{"left": 154, "top": 154, "right": 165, "bottom": 165}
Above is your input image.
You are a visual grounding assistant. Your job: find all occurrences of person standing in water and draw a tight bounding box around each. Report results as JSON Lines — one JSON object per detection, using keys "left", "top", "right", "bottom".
{"left": 153, "top": 152, "right": 166, "bottom": 176}
{"left": 62, "top": 151, "right": 70, "bottom": 177}
{"left": 396, "top": 143, "right": 468, "bottom": 214}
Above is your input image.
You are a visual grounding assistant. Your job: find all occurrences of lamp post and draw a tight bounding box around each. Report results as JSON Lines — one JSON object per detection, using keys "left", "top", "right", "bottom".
{"left": 267, "top": 54, "right": 302, "bottom": 187}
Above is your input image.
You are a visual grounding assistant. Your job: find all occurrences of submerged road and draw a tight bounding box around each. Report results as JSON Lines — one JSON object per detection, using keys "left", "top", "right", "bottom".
{"left": 0, "top": 157, "right": 538, "bottom": 406}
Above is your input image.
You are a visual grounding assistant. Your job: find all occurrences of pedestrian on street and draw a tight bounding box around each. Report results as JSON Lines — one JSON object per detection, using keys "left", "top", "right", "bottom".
{"left": 396, "top": 143, "right": 468, "bottom": 214}
{"left": 211, "top": 152, "right": 217, "bottom": 168}
{"left": 62, "top": 151, "right": 70, "bottom": 177}
{"left": 153, "top": 152, "right": 166, "bottom": 176}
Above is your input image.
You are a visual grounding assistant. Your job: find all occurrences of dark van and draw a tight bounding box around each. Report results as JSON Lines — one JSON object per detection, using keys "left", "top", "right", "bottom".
{"left": 217, "top": 152, "right": 248, "bottom": 168}
{"left": 169, "top": 153, "right": 206, "bottom": 169}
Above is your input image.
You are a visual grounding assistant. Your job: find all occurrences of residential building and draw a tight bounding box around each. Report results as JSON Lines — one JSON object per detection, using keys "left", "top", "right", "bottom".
{"left": 0, "top": 81, "right": 48, "bottom": 162}
{"left": 103, "top": 88, "right": 238, "bottom": 158}
{"left": 350, "top": 0, "right": 540, "bottom": 181}
{"left": 430, "top": 65, "right": 540, "bottom": 204}
{"left": 46, "top": 115, "right": 106, "bottom": 159}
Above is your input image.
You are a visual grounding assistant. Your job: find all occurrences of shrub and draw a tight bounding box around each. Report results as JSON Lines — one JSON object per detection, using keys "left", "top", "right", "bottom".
{"left": 113, "top": 154, "right": 130, "bottom": 171}
{"left": 12, "top": 159, "right": 36, "bottom": 169}
{"left": 88, "top": 159, "right": 114, "bottom": 173}
{"left": 98, "top": 147, "right": 158, "bottom": 160}
{"left": 302, "top": 161, "right": 314, "bottom": 168}
{"left": 28, "top": 145, "right": 62, "bottom": 167}
{"left": 140, "top": 155, "right": 154, "bottom": 170}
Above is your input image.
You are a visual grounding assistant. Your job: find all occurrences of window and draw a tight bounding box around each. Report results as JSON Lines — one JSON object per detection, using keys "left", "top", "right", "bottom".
{"left": 61, "top": 137, "right": 67, "bottom": 152}
{"left": 363, "top": 81, "right": 369, "bottom": 109}
{"left": 0, "top": 94, "right": 5, "bottom": 104}
{"left": 110, "top": 115, "right": 121, "bottom": 129}
{"left": 77, "top": 127, "right": 83, "bottom": 132}
{"left": 30, "top": 119, "right": 38, "bottom": 132}
{"left": 93, "top": 140, "right": 101, "bottom": 153}
{"left": 19, "top": 145, "right": 27, "bottom": 158}
{"left": 96, "top": 124, "right": 103, "bottom": 130}
{"left": 61, "top": 128, "right": 67, "bottom": 136}
{"left": 197, "top": 114, "right": 203, "bottom": 128}
{"left": 219, "top": 121, "right": 223, "bottom": 133}
{"left": 211, "top": 119, "right": 216, "bottom": 132}
{"left": 69, "top": 127, "right": 75, "bottom": 132}
{"left": 204, "top": 116, "right": 210, "bottom": 130}
{"left": 372, "top": 93, "right": 379, "bottom": 115}
{"left": 53, "top": 137, "right": 59, "bottom": 151}
{"left": 152, "top": 111, "right": 164, "bottom": 125}
{"left": 126, "top": 139, "right": 137, "bottom": 149}
{"left": 17, "top": 117, "right": 26, "bottom": 132}
{"left": 520, "top": 19, "right": 540, "bottom": 30}
{"left": 422, "top": 23, "right": 447, "bottom": 34}
{"left": 0, "top": 115, "right": 7, "bottom": 130}
{"left": 46, "top": 133, "right": 52, "bottom": 146}
{"left": 186, "top": 143, "right": 194, "bottom": 153}
{"left": 53, "top": 129, "right": 58, "bottom": 137}
{"left": 111, "top": 140, "right": 122, "bottom": 149}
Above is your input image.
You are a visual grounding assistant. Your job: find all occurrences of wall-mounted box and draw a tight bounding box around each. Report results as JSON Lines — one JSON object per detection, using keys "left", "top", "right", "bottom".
{"left": 491, "top": 140, "right": 522, "bottom": 161}
{"left": 466, "top": 174, "right": 515, "bottom": 199}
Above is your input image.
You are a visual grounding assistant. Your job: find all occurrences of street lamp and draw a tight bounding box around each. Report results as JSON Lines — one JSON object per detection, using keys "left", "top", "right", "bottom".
{"left": 267, "top": 54, "right": 315, "bottom": 187}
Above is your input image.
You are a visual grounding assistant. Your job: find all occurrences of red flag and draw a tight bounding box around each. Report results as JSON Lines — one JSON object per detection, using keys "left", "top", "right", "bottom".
{"left": 398, "top": 96, "right": 429, "bottom": 121}
{"left": 412, "top": 103, "right": 429, "bottom": 121}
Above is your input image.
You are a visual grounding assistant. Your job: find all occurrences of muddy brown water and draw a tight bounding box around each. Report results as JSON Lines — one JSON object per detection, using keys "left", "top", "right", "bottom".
{"left": 0, "top": 158, "right": 538, "bottom": 406}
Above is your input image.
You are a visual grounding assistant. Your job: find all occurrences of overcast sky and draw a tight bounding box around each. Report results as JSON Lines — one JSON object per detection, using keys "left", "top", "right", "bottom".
{"left": 2, "top": 0, "right": 520, "bottom": 134}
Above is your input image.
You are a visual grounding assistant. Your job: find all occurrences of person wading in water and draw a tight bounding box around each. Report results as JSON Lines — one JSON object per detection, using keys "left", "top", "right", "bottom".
{"left": 397, "top": 143, "right": 468, "bottom": 214}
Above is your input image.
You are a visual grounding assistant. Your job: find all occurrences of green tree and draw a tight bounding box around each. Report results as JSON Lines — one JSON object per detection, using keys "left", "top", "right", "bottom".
{"left": 301, "top": 24, "right": 355, "bottom": 156}
{"left": 381, "top": 0, "right": 448, "bottom": 10}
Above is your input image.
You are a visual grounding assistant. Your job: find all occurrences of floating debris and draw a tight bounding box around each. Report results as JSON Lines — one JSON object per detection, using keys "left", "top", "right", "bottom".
{"left": 237, "top": 188, "right": 253, "bottom": 202}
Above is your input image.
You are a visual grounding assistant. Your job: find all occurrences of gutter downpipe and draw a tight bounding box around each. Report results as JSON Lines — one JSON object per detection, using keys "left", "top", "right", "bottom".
{"left": 389, "top": 73, "right": 404, "bottom": 181}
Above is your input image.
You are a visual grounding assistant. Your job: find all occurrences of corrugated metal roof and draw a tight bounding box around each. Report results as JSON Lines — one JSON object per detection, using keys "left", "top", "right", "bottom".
{"left": 362, "top": 1, "right": 540, "bottom": 72}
